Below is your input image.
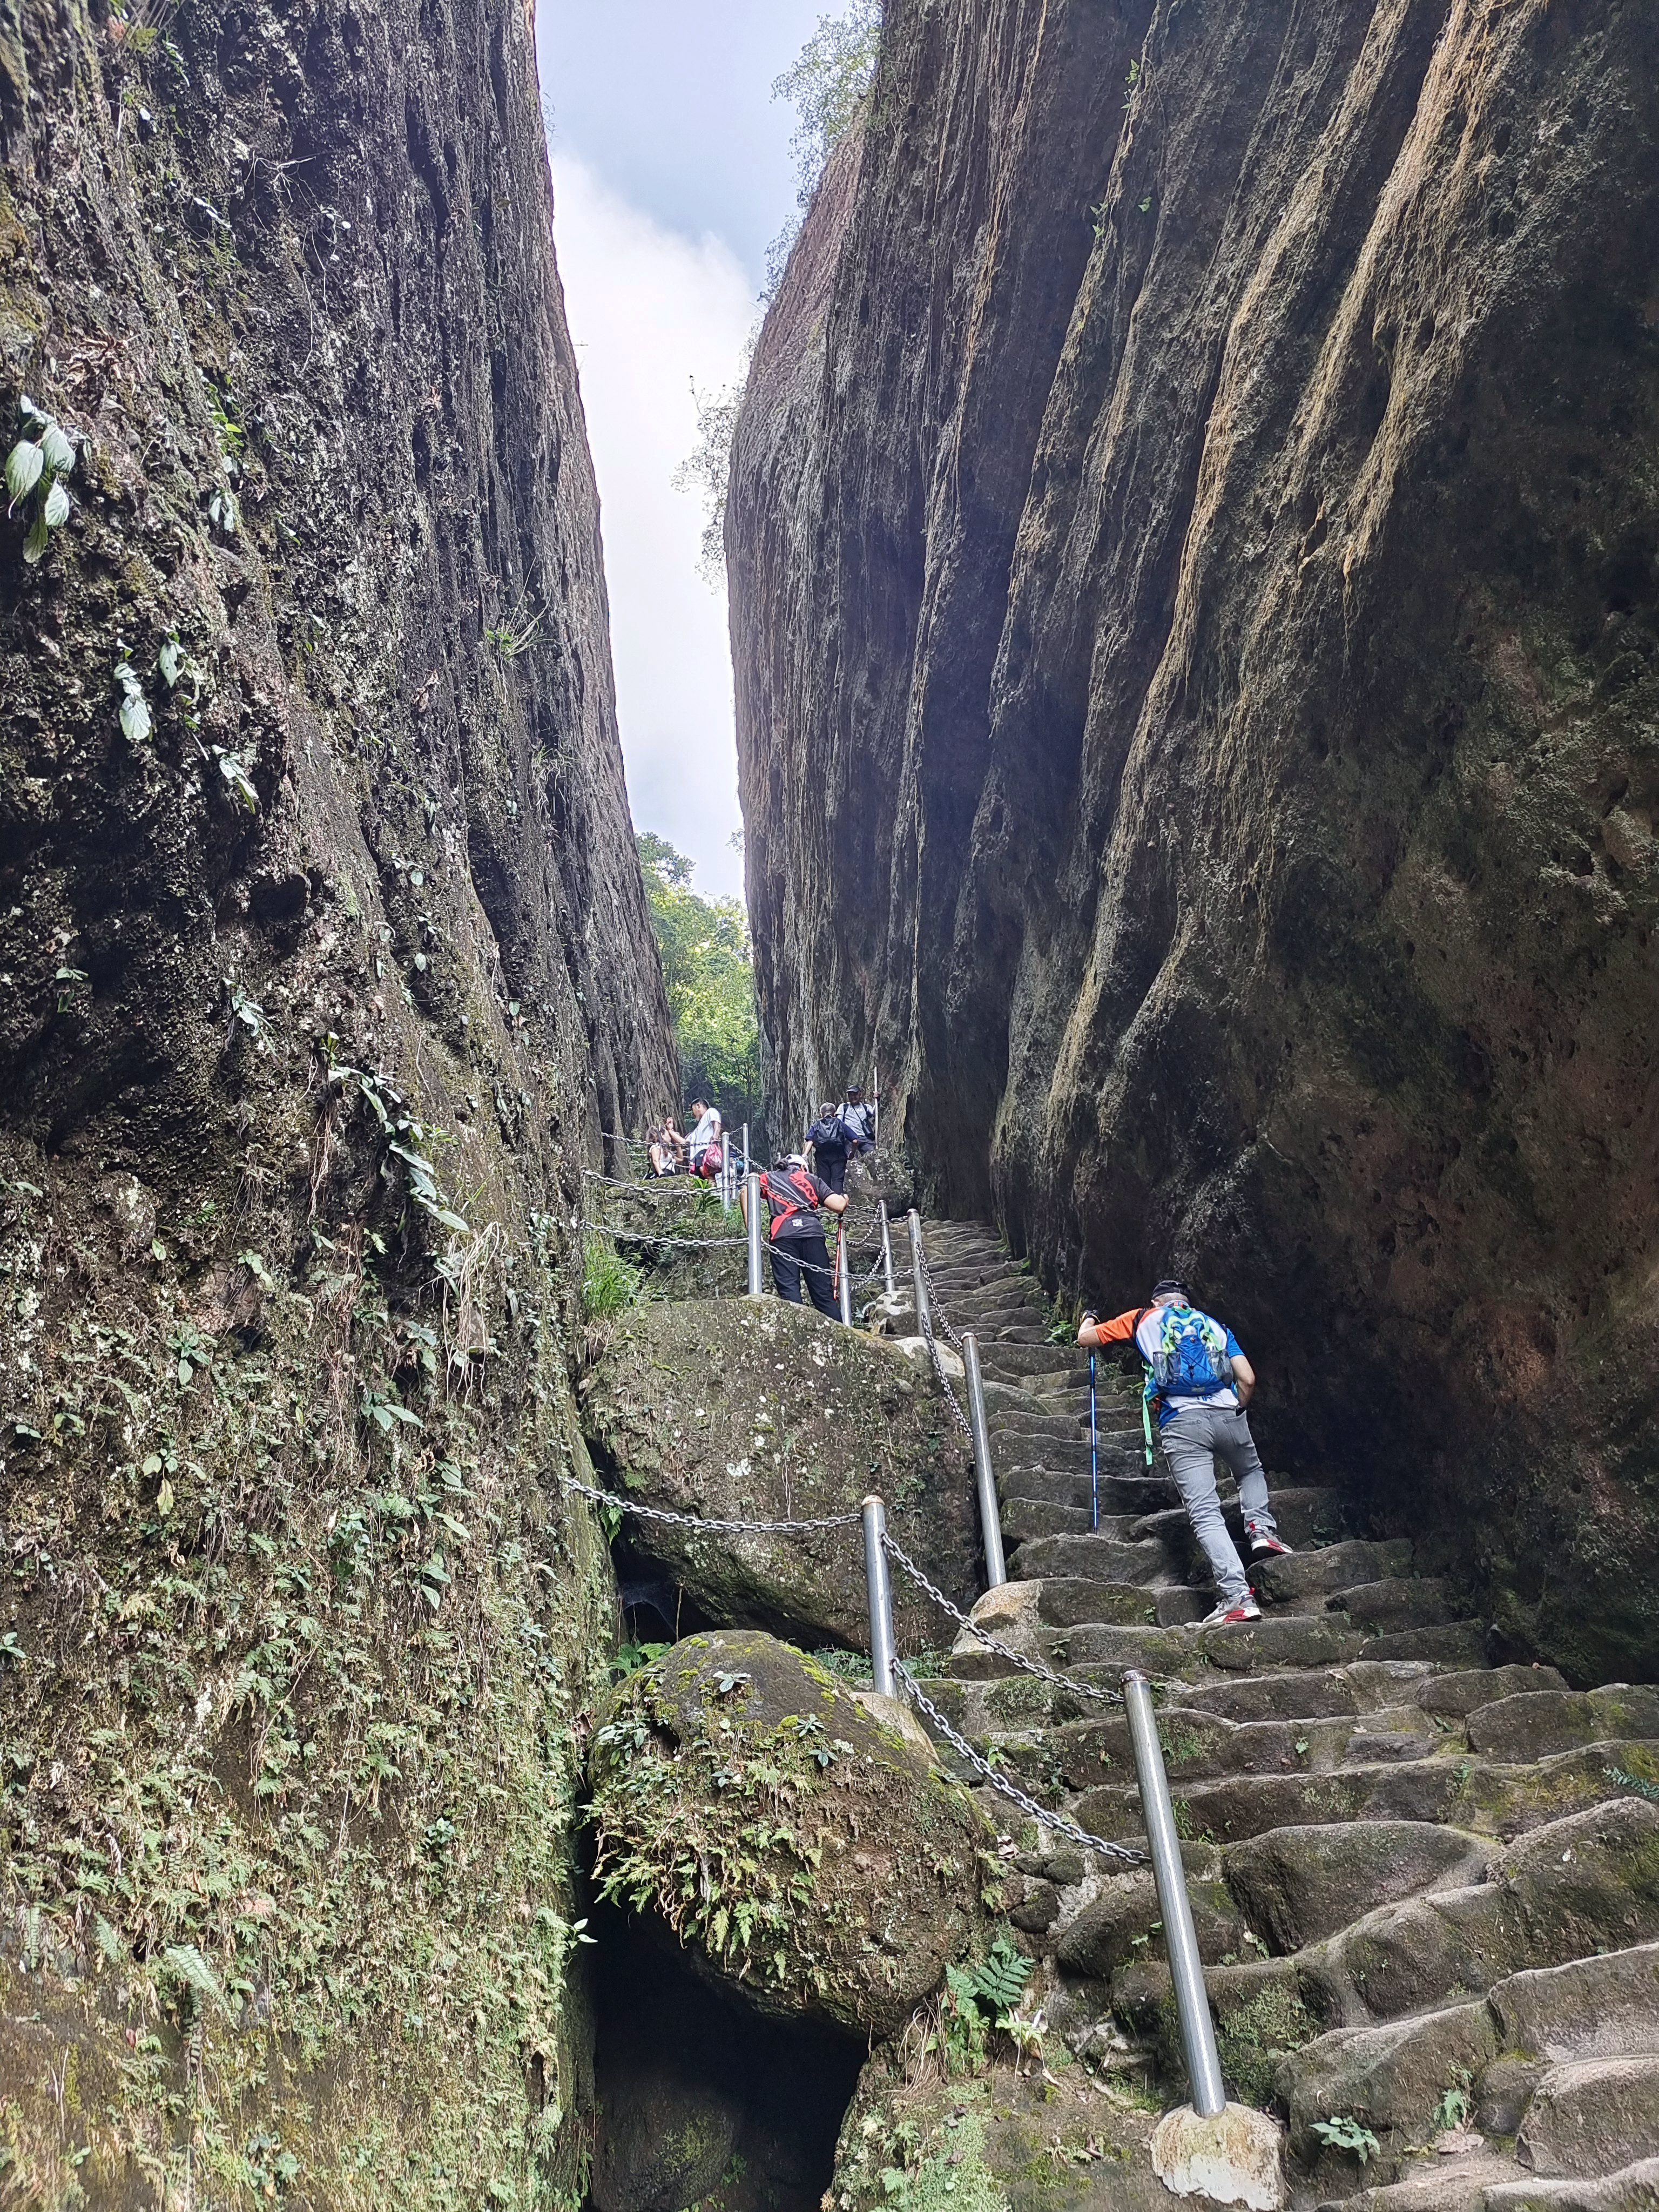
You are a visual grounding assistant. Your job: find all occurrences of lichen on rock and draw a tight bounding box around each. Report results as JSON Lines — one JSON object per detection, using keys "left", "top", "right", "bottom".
{"left": 585, "top": 1630, "right": 995, "bottom": 2038}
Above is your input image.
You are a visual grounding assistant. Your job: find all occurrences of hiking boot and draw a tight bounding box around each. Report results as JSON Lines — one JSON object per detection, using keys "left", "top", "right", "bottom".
{"left": 1248, "top": 1527, "right": 1293, "bottom": 1558}
{"left": 1199, "top": 1595, "right": 1262, "bottom": 1628}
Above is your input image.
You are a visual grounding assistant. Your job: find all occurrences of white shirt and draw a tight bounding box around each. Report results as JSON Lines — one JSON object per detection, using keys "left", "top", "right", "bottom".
{"left": 689, "top": 1107, "right": 722, "bottom": 1163}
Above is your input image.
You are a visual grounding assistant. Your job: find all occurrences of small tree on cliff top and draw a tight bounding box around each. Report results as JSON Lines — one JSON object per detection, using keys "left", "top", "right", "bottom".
{"left": 774, "top": 0, "right": 884, "bottom": 204}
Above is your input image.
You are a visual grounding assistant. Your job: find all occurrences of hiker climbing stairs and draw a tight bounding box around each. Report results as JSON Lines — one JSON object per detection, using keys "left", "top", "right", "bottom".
{"left": 906, "top": 1220, "right": 1659, "bottom": 2212}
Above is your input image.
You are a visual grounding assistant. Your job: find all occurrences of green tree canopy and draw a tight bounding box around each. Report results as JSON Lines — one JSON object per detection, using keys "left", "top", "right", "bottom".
{"left": 638, "top": 833, "right": 764, "bottom": 1149}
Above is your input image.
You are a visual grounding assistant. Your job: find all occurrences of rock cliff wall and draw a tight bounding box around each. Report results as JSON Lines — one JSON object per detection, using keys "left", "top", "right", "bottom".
{"left": 729, "top": 0, "right": 1659, "bottom": 1681}
{"left": 0, "top": 0, "right": 673, "bottom": 2196}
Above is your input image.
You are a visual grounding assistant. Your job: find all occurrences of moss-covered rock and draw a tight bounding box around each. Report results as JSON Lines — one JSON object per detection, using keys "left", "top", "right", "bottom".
{"left": 586, "top": 1631, "right": 994, "bottom": 2037}
{"left": 828, "top": 2051, "right": 1170, "bottom": 2212}
{"left": 578, "top": 1298, "right": 981, "bottom": 1648}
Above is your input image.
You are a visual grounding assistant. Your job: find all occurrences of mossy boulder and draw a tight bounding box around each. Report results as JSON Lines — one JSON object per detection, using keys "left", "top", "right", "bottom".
{"left": 829, "top": 2052, "right": 1170, "bottom": 2212}
{"left": 578, "top": 1298, "right": 980, "bottom": 1648}
{"left": 586, "top": 1631, "right": 995, "bottom": 2037}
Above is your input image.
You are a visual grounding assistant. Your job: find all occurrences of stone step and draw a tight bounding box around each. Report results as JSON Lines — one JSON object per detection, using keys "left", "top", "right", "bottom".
{"left": 1255, "top": 1540, "right": 1417, "bottom": 1604}
{"left": 1523, "top": 2062, "right": 1659, "bottom": 2181}
{"left": 1073, "top": 1741, "right": 1659, "bottom": 1849}
{"left": 1280, "top": 1942, "right": 1659, "bottom": 2168}
{"left": 1006, "top": 1532, "right": 1170, "bottom": 1586}
{"left": 1484, "top": 2156, "right": 1659, "bottom": 2212}
{"left": 1331, "top": 1579, "right": 1457, "bottom": 1634}
{"left": 1324, "top": 2153, "right": 1529, "bottom": 2212}
{"left": 1036, "top": 1577, "right": 1203, "bottom": 1629}
{"left": 1224, "top": 1820, "right": 1493, "bottom": 1951}
{"left": 1465, "top": 1685, "right": 1659, "bottom": 1763}
{"left": 1058, "top": 1610, "right": 1370, "bottom": 1678}
{"left": 1294, "top": 1799, "right": 1659, "bottom": 2028}
{"left": 1174, "top": 1661, "right": 1446, "bottom": 1725}
{"left": 1420, "top": 1665, "right": 1569, "bottom": 1718}
{"left": 977, "top": 1347, "right": 1087, "bottom": 1381}
{"left": 1001, "top": 1497, "right": 1138, "bottom": 1544}
{"left": 1362, "top": 1623, "right": 1491, "bottom": 1668}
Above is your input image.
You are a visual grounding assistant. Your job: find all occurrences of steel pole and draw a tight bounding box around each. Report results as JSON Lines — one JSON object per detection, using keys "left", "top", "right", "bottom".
{"left": 861, "top": 1495, "right": 896, "bottom": 1696}
{"left": 741, "top": 1122, "right": 750, "bottom": 1186}
{"left": 746, "top": 1174, "right": 765, "bottom": 1299}
{"left": 962, "top": 1333, "right": 1007, "bottom": 1587}
{"left": 878, "top": 1202, "right": 896, "bottom": 1297}
{"left": 1123, "top": 1671, "right": 1227, "bottom": 2117}
{"left": 907, "top": 1209, "right": 931, "bottom": 1340}
{"left": 838, "top": 1223, "right": 854, "bottom": 1327}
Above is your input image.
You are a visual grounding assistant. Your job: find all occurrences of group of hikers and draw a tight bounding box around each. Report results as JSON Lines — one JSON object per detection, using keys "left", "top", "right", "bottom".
{"left": 644, "top": 1086, "right": 879, "bottom": 1319}
{"left": 639, "top": 1092, "right": 1283, "bottom": 1627}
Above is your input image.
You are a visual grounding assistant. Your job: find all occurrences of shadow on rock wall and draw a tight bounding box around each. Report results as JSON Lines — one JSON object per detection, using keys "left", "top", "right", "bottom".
{"left": 729, "top": 0, "right": 1659, "bottom": 1682}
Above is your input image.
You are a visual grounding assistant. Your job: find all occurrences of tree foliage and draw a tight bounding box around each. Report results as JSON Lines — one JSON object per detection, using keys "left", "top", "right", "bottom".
{"left": 774, "top": 1, "right": 884, "bottom": 204}
{"left": 637, "top": 833, "right": 764, "bottom": 1147}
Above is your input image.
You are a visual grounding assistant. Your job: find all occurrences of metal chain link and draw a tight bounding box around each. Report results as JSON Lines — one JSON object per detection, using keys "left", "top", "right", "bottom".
{"left": 585, "top": 1220, "right": 748, "bottom": 1250}
{"left": 895, "top": 1664, "right": 1143, "bottom": 1864}
{"left": 882, "top": 1532, "right": 1125, "bottom": 1708}
{"left": 914, "top": 1289, "right": 975, "bottom": 1440}
{"left": 919, "top": 1245, "right": 964, "bottom": 1351}
{"left": 559, "top": 1473, "right": 864, "bottom": 1535}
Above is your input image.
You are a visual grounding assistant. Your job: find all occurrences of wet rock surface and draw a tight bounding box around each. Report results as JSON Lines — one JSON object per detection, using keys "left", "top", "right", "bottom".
{"left": 730, "top": 0, "right": 1659, "bottom": 1684}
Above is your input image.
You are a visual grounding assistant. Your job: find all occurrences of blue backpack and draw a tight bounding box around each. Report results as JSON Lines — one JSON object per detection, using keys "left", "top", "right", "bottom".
{"left": 1142, "top": 1303, "right": 1235, "bottom": 1405}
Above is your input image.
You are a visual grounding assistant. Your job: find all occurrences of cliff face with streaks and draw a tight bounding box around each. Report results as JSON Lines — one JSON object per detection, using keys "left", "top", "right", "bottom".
{"left": 729, "top": 0, "right": 1659, "bottom": 1681}
{"left": 0, "top": 0, "right": 672, "bottom": 2196}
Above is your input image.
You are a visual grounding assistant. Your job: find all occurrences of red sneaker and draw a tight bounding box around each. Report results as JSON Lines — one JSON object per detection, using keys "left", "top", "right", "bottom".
{"left": 1200, "top": 1596, "right": 1262, "bottom": 1628}
{"left": 1249, "top": 1529, "right": 1293, "bottom": 1558}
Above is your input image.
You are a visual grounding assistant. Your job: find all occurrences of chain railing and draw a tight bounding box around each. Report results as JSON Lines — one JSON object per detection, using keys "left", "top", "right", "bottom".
{"left": 881, "top": 1532, "right": 1125, "bottom": 1708}
{"left": 559, "top": 1473, "right": 864, "bottom": 1535}
{"left": 896, "top": 1665, "right": 1144, "bottom": 1865}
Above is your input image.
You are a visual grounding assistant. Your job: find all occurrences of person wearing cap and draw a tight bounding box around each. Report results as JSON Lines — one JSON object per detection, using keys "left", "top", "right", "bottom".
{"left": 1077, "top": 1279, "right": 1290, "bottom": 1628}
{"left": 740, "top": 1154, "right": 847, "bottom": 1317}
{"left": 839, "top": 1084, "right": 876, "bottom": 1148}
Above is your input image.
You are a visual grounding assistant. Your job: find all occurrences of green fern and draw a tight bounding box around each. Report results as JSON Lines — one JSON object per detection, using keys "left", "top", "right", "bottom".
{"left": 969, "top": 1931, "right": 1033, "bottom": 2016}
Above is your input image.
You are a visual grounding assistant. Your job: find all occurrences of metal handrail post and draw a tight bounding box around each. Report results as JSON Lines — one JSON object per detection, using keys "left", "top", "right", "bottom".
{"left": 745, "top": 1174, "right": 766, "bottom": 1299}
{"left": 862, "top": 1496, "right": 896, "bottom": 1696}
{"left": 907, "top": 1209, "right": 930, "bottom": 1340}
{"left": 741, "top": 1122, "right": 750, "bottom": 1190}
{"left": 1123, "top": 1671, "right": 1227, "bottom": 2117}
{"left": 878, "top": 1202, "right": 895, "bottom": 1297}
{"left": 962, "top": 1333, "right": 1007, "bottom": 1587}
{"left": 837, "top": 1223, "right": 854, "bottom": 1327}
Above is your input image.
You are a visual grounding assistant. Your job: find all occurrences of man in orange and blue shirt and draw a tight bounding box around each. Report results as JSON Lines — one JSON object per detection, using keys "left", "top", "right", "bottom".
{"left": 1078, "top": 1280, "right": 1290, "bottom": 1627}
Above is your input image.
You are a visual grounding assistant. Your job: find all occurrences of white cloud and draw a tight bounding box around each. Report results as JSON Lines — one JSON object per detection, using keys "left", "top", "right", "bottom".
{"left": 551, "top": 153, "right": 756, "bottom": 902}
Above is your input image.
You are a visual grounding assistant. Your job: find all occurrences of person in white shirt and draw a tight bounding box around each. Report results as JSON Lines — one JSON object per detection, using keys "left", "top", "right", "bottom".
{"left": 686, "top": 1101, "right": 723, "bottom": 1178}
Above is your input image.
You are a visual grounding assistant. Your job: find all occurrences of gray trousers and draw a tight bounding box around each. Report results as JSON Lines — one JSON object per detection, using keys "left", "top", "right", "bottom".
{"left": 1159, "top": 1405, "right": 1277, "bottom": 1607}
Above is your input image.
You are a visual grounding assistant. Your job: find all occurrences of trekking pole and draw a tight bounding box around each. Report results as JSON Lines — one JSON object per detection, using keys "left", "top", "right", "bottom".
{"left": 1089, "top": 1350, "right": 1100, "bottom": 1533}
{"left": 837, "top": 1223, "right": 854, "bottom": 1327}
{"left": 878, "top": 1202, "right": 895, "bottom": 1297}
{"left": 861, "top": 1495, "right": 896, "bottom": 1696}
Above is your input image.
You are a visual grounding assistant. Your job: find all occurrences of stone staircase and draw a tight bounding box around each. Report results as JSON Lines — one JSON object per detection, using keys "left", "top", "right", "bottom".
{"left": 908, "top": 1221, "right": 1659, "bottom": 2212}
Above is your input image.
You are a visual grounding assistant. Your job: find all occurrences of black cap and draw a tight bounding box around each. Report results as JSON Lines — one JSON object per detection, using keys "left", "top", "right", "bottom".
{"left": 1152, "top": 1278, "right": 1189, "bottom": 1300}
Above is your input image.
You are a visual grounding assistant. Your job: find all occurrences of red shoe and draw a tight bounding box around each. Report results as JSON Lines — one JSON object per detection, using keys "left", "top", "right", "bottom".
{"left": 1249, "top": 1528, "right": 1293, "bottom": 1558}
{"left": 1201, "top": 1596, "right": 1262, "bottom": 1628}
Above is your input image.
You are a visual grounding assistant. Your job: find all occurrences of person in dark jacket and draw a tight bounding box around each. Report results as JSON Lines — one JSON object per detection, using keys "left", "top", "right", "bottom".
{"left": 806, "top": 1102, "right": 869, "bottom": 1196}
{"left": 741, "top": 1155, "right": 847, "bottom": 1316}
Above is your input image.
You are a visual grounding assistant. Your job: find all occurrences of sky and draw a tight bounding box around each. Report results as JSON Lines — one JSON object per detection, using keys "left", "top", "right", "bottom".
{"left": 535, "top": 0, "right": 829, "bottom": 902}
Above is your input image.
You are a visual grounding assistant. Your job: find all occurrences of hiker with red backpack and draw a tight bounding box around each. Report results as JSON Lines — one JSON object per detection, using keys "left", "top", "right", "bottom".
{"left": 741, "top": 1154, "right": 847, "bottom": 1317}
{"left": 1077, "top": 1280, "right": 1291, "bottom": 1628}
